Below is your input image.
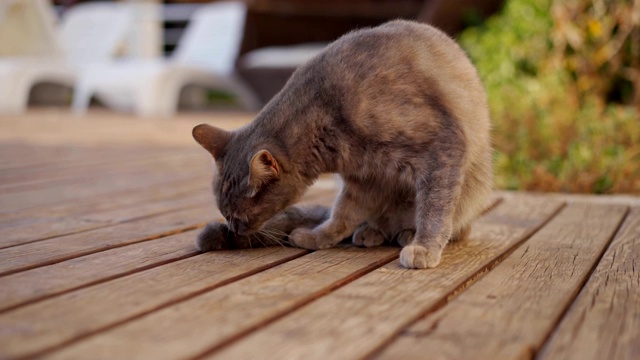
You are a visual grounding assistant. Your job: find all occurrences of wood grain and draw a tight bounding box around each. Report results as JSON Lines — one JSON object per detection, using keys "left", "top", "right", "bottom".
{"left": 0, "top": 230, "right": 200, "bottom": 312}
{"left": 376, "top": 202, "right": 628, "bottom": 360}
{"left": 207, "top": 196, "right": 564, "bottom": 360}
{"left": 0, "top": 109, "right": 253, "bottom": 148}
{"left": 0, "top": 247, "right": 306, "bottom": 359}
{"left": 0, "top": 191, "right": 210, "bottom": 248}
{"left": 46, "top": 246, "right": 398, "bottom": 360}
{"left": 0, "top": 176, "right": 205, "bottom": 224}
{"left": 0, "top": 143, "right": 181, "bottom": 171}
{"left": 0, "top": 151, "right": 202, "bottom": 192}
{"left": 0, "top": 205, "right": 216, "bottom": 276}
{"left": 0, "top": 169, "right": 201, "bottom": 212}
{"left": 538, "top": 207, "right": 640, "bottom": 360}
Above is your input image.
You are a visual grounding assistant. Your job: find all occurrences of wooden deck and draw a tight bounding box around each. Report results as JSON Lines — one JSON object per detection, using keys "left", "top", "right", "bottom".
{"left": 1, "top": 110, "right": 638, "bottom": 360}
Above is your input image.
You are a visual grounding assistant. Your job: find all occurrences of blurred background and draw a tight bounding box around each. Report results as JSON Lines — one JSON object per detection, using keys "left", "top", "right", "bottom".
{"left": 0, "top": 0, "right": 638, "bottom": 194}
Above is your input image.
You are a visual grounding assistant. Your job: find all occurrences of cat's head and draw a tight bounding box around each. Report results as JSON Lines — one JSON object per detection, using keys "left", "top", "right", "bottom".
{"left": 192, "top": 124, "right": 303, "bottom": 235}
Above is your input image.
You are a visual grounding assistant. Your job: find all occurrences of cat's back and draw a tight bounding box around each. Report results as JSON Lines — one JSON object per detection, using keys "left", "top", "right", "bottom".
{"left": 307, "top": 20, "right": 490, "bottom": 150}
{"left": 321, "top": 20, "right": 482, "bottom": 95}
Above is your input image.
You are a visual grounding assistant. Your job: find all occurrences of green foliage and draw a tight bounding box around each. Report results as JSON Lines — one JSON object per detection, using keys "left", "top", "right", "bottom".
{"left": 459, "top": 0, "right": 640, "bottom": 193}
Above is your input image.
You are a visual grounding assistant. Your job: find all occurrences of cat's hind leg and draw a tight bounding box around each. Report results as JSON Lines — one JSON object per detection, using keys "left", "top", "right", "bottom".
{"left": 396, "top": 225, "right": 468, "bottom": 247}
{"left": 400, "top": 136, "right": 465, "bottom": 269}
{"left": 450, "top": 224, "right": 470, "bottom": 242}
{"left": 352, "top": 222, "right": 386, "bottom": 248}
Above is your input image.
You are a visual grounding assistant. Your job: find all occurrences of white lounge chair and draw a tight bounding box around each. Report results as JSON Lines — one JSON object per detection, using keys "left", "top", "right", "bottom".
{"left": 0, "top": 0, "right": 133, "bottom": 114}
{"left": 73, "top": 1, "right": 261, "bottom": 117}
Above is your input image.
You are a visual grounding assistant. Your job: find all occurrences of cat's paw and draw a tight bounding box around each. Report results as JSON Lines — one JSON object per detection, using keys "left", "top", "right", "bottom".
{"left": 289, "top": 228, "right": 334, "bottom": 250}
{"left": 352, "top": 224, "right": 385, "bottom": 248}
{"left": 395, "top": 229, "right": 415, "bottom": 247}
{"left": 399, "top": 245, "right": 442, "bottom": 269}
{"left": 197, "top": 222, "right": 232, "bottom": 252}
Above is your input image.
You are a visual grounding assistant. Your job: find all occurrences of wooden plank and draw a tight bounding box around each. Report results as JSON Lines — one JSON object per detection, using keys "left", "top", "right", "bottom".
{"left": 0, "top": 111, "right": 252, "bottom": 163}
{"left": 538, "top": 207, "right": 640, "bottom": 360}
{"left": 0, "top": 248, "right": 306, "bottom": 359}
{"left": 0, "top": 230, "right": 200, "bottom": 312}
{"left": 206, "top": 196, "right": 564, "bottom": 359}
{"left": 0, "top": 170, "right": 201, "bottom": 212}
{"left": 375, "top": 202, "right": 628, "bottom": 360}
{"left": 0, "top": 155, "right": 203, "bottom": 194}
{"left": 0, "top": 143, "right": 159, "bottom": 170}
{"left": 44, "top": 246, "right": 399, "bottom": 360}
{"left": 0, "top": 150, "right": 199, "bottom": 197}
{"left": 497, "top": 190, "right": 640, "bottom": 207}
{"left": 0, "top": 185, "right": 337, "bottom": 275}
{"left": 0, "top": 205, "right": 215, "bottom": 276}
{"left": 0, "top": 147, "right": 200, "bottom": 188}
{"left": 0, "top": 177, "right": 205, "bottom": 225}
{"left": 1, "top": 189, "right": 209, "bottom": 248}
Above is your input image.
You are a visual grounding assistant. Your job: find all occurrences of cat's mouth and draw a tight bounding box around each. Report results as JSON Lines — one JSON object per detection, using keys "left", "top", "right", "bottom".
{"left": 227, "top": 217, "right": 255, "bottom": 236}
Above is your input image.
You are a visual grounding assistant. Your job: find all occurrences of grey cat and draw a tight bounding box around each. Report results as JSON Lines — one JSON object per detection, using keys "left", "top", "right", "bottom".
{"left": 193, "top": 20, "right": 492, "bottom": 269}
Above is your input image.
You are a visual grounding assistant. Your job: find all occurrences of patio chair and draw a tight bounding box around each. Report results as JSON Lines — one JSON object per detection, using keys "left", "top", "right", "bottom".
{"left": 72, "top": 1, "right": 261, "bottom": 117}
{"left": 0, "top": 0, "right": 133, "bottom": 114}
{"left": 238, "top": 42, "right": 328, "bottom": 104}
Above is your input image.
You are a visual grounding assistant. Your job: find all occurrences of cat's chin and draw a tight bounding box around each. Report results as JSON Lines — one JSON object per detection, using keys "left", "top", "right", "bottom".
{"left": 234, "top": 227, "right": 258, "bottom": 237}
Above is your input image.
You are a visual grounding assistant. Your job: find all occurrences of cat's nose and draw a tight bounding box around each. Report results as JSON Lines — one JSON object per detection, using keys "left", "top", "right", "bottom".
{"left": 228, "top": 218, "right": 249, "bottom": 235}
{"left": 235, "top": 221, "right": 249, "bottom": 235}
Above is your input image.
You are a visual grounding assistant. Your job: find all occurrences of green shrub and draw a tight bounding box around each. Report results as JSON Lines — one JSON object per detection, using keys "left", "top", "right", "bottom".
{"left": 459, "top": 0, "right": 640, "bottom": 193}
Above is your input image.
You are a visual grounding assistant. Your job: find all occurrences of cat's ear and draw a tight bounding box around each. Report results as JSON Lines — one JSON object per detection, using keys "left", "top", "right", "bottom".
{"left": 192, "top": 124, "right": 231, "bottom": 159}
{"left": 249, "top": 150, "right": 279, "bottom": 185}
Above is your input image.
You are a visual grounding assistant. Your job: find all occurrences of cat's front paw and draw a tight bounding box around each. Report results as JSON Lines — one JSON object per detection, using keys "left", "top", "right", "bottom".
{"left": 197, "top": 222, "right": 232, "bottom": 252}
{"left": 399, "top": 245, "right": 442, "bottom": 269}
{"left": 289, "top": 228, "right": 334, "bottom": 250}
{"left": 352, "top": 224, "right": 385, "bottom": 248}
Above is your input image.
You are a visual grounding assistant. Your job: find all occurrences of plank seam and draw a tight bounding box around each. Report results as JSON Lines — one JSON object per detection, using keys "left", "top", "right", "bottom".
{"left": 533, "top": 205, "right": 631, "bottom": 359}
{"left": 0, "top": 173, "right": 205, "bottom": 215}
{"left": 481, "top": 197, "right": 503, "bottom": 216}
{"left": 0, "top": 182, "right": 186, "bottom": 220}
{"left": 364, "top": 201, "right": 569, "bottom": 360}
{"left": 0, "top": 149, "right": 199, "bottom": 173}
{"left": 0, "top": 250, "right": 201, "bottom": 314}
{"left": 19, "top": 250, "right": 310, "bottom": 360}
{"left": 0, "top": 201, "right": 212, "bottom": 251}
{"left": 0, "top": 222, "right": 207, "bottom": 277}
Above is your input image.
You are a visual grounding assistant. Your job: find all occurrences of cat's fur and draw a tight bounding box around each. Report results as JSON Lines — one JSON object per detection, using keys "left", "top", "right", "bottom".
{"left": 193, "top": 20, "right": 492, "bottom": 269}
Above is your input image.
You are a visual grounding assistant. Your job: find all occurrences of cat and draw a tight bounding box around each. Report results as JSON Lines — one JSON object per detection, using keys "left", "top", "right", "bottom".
{"left": 193, "top": 20, "right": 492, "bottom": 269}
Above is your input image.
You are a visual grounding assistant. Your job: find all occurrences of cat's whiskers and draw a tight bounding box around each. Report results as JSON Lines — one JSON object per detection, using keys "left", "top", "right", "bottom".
{"left": 257, "top": 228, "right": 287, "bottom": 248}
{"left": 262, "top": 226, "right": 289, "bottom": 238}
{"left": 248, "top": 234, "right": 255, "bottom": 249}
{"left": 249, "top": 233, "right": 261, "bottom": 248}
{"left": 266, "top": 228, "right": 289, "bottom": 247}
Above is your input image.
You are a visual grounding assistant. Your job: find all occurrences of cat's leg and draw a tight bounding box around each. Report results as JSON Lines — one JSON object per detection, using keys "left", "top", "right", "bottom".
{"left": 352, "top": 222, "right": 386, "bottom": 248}
{"left": 400, "top": 184, "right": 456, "bottom": 268}
{"left": 197, "top": 221, "right": 235, "bottom": 251}
{"left": 290, "top": 183, "right": 367, "bottom": 250}
{"left": 400, "top": 145, "right": 464, "bottom": 269}
{"left": 395, "top": 223, "right": 468, "bottom": 248}
{"left": 197, "top": 204, "right": 330, "bottom": 251}
{"left": 450, "top": 224, "right": 471, "bottom": 242}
